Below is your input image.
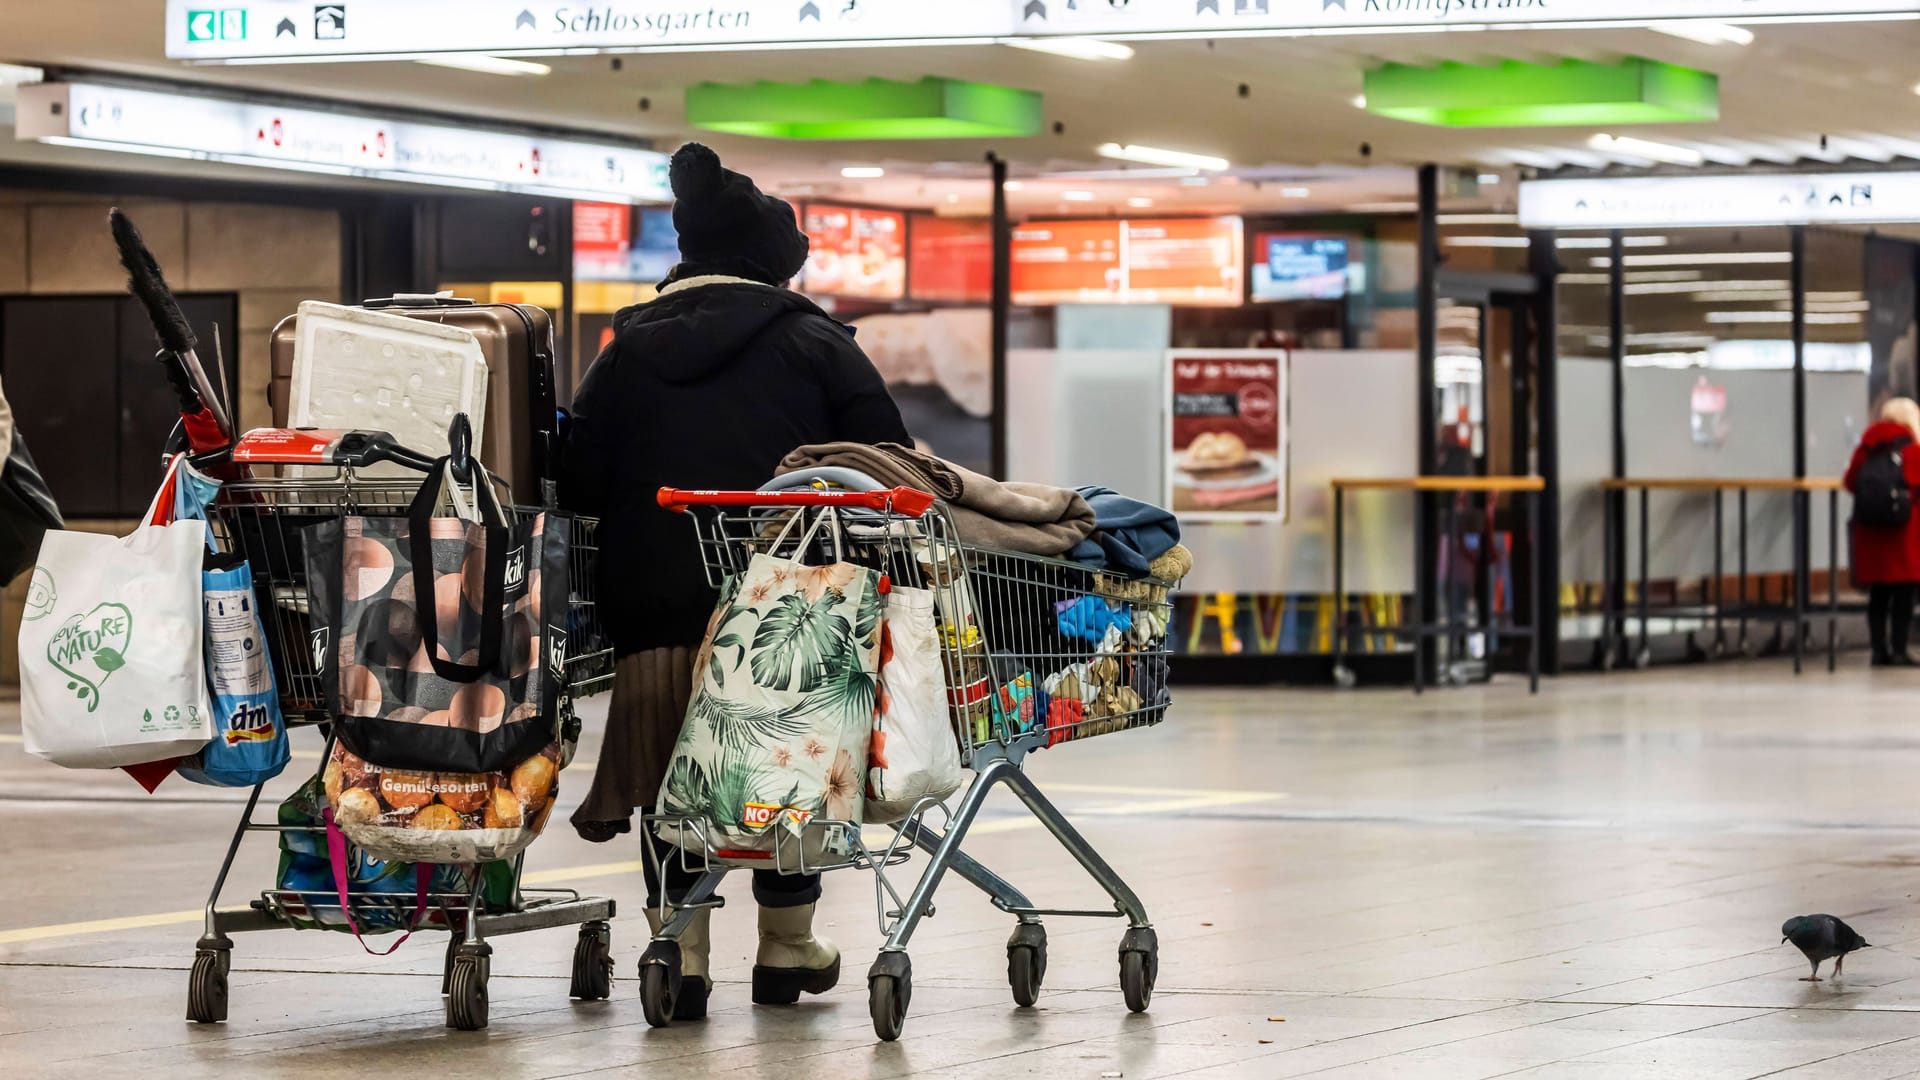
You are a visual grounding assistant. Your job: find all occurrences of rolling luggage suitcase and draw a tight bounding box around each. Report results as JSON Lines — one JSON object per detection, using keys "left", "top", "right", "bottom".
{"left": 270, "top": 295, "right": 557, "bottom": 500}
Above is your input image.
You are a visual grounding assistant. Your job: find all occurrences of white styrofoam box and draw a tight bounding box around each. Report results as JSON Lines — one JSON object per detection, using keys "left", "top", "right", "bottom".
{"left": 290, "top": 301, "right": 489, "bottom": 473}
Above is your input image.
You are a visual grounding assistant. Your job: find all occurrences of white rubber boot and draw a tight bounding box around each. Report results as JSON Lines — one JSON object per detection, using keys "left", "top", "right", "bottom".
{"left": 646, "top": 906, "right": 712, "bottom": 1020}
{"left": 752, "top": 902, "right": 841, "bottom": 1005}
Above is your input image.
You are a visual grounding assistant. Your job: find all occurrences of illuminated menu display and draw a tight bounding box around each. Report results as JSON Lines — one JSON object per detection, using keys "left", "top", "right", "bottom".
{"left": 802, "top": 204, "right": 907, "bottom": 300}
{"left": 908, "top": 216, "right": 993, "bottom": 303}
{"left": 1012, "top": 217, "right": 1243, "bottom": 306}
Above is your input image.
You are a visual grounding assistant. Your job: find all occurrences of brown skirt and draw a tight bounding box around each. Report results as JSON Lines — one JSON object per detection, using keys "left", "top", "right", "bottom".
{"left": 570, "top": 647, "right": 696, "bottom": 840}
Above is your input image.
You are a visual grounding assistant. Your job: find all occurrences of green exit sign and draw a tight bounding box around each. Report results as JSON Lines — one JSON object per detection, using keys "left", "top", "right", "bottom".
{"left": 186, "top": 9, "right": 247, "bottom": 42}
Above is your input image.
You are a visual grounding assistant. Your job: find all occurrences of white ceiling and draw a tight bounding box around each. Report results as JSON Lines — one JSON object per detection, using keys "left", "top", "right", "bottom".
{"left": 6, "top": 8, "right": 1920, "bottom": 212}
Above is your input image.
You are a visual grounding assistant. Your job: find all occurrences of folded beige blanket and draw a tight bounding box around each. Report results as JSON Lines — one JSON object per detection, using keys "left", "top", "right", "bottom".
{"left": 776, "top": 442, "right": 1095, "bottom": 557}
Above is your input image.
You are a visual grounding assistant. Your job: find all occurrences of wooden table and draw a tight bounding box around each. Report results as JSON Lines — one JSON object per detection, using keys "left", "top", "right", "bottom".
{"left": 1330, "top": 476, "right": 1547, "bottom": 695}
{"left": 1597, "top": 477, "right": 1845, "bottom": 675}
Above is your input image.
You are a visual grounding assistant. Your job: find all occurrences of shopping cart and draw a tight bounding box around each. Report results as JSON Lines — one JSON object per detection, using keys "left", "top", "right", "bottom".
{"left": 645, "top": 486, "right": 1172, "bottom": 1041}
{"left": 184, "top": 424, "right": 617, "bottom": 1031}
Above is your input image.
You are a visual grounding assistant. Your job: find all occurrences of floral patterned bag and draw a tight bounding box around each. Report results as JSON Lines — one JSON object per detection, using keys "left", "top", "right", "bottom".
{"left": 656, "top": 508, "right": 879, "bottom": 859}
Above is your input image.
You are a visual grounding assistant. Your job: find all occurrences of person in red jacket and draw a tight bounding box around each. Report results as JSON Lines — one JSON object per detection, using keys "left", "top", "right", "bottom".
{"left": 1844, "top": 397, "right": 1920, "bottom": 665}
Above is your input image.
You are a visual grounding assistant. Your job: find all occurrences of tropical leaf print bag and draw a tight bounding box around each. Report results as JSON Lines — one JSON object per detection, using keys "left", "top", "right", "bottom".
{"left": 656, "top": 507, "right": 880, "bottom": 859}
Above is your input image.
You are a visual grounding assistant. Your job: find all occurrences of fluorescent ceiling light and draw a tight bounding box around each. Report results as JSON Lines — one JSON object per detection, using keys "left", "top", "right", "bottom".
{"left": 1280, "top": 186, "right": 1311, "bottom": 198}
{"left": 841, "top": 165, "right": 885, "bottom": 178}
{"left": 1128, "top": 196, "right": 1154, "bottom": 208}
{"left": 1478, "top": 173, "right": 1501, "bottom": 185}
{"left": 1706, "top": 310, "right": 1863, "bottom": 325}
{"left": 1005, "top": 37, "right": 1134, "bottom": 61}
{"left": 1623, "top": 278, "right": 1785, "bottom": 296}
{"left": 1439, "top": 213, "right": 1518, "bottom": 226}
{"left": 1096, "top": 143, "right": 1230, "bottom": 171}
{"left": 1352, "top": 201, "right": 1419, "bottom": 213}
{"left": 1062, "top": 190, "right": 1097, "bottom": 202}
{"left": 1556, "top": 236, "right": 1668, "bottom": 249}
{"left": 1351, "top": 95, "right": 1367, "bottom": 109}
{"left": 1805, "top": 300, "right": 1872, "bottom": 313}
{"left": 1589, "top": 133, "right": 1705, "bottom": 166}
{"left": 0, "top": 63, "right": 44, "bottom": 87}
{"left": 1559, "top": 273, "right": 1610, "bottom": 286}
{"left": 1628, "top": 270, "right": 1704, "bottom": 283}
{"left": 1648, "top": 21, "right": 1755, "bottom": 45}
{"left": 1004, "top": 180, "right": 1025, "bottom": 191}
{"left": 1446, "top": 236, "right": 1531, "bottom": 249}
{"left": 1694, "top": 291, "right": 1795, "bottom": 304}
{"left": 1594, "top": 252, "right": 1792, "bottom": 268}
{"left": 415, "top": 55, "right": 551, "bottom": 76}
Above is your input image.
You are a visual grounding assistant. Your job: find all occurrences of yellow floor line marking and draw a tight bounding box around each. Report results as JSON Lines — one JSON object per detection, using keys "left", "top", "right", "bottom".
{"left": 0, "top": 792, "right": 1281, "bottom": 945}
{"left": 0, "top": 909, "right": 203, "bottom": 946}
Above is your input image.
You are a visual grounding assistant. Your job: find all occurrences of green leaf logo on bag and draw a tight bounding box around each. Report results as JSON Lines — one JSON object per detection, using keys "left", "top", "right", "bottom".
{"left": 45, "top": 602, "right": 133, "bottom": 712}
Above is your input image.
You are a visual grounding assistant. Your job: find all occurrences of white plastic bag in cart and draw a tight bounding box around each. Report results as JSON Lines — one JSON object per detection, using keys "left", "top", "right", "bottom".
{"left": 20, "top": 464, "right": 213, "bottom": 769}
{"left": 865, "top": 586, "right": 962, "bottom": 824}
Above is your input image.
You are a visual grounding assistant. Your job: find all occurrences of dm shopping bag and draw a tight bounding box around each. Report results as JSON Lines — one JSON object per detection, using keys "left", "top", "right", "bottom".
{"left": 304, "top": 456, "right": 572, "bottom": 776}
{"left": 865, "top": 586, "right": 962, "bottom": 825}
{"left": 20, "top": 461, "right": 214, "bottom": 770}
{"left": 657, "top": 508, "right": 880, "bottom": 857}
{"left": 177, "top": 561, "right": 291, "bottom": 788}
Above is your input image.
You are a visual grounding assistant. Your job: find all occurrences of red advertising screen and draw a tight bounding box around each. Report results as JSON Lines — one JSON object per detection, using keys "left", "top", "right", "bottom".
{"left": 908, "top": 215, "right": 992, "bottom": 303}
{"left": 1126, "top": 218, "right": 1243, "bottom": 305}
{"left": 1011, "top": 217, "right": 1242, "bottom": 306}
{"left": 802, "top": 204, "right": 907, "bottom": 299}
{"left": 572, "top": 201, "right": 632, "bottom": 280}
{"left": 1011, "top": 220, "right": 1125, "bottom": 305}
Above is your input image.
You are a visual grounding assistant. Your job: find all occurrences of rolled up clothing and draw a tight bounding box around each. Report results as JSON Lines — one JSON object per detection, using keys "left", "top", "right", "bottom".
{"left": 778, "top": 441, "right": 1095, "bottom": 556}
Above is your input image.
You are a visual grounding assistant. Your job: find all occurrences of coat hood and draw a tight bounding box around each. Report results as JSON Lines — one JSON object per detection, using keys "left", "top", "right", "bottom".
{"left": 611, "top": 276, "right": 844, "bottom": 385}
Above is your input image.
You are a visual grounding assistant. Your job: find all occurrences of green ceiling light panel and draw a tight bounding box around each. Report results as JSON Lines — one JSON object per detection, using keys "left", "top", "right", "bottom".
{"left": 1364, "top": 57, "right": 1719, "bottom": 127}
{"left": 684, "top": 77, "right": 1042, "bottom": 139}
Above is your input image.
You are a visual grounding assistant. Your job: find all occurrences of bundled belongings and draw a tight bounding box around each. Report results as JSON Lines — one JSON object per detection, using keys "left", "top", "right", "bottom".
{"left": 1069, "top": 486, "right": 1182, "bottom": 579}
{"left": 777, "top": 442, "right": 1094, "bottom": 556}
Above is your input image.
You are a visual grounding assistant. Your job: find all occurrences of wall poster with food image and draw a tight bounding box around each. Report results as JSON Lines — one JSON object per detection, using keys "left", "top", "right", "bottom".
{"left": 1167, "top": 349, "right": 1288, "bottom": 521}
{"left": 802, "top": 204, "right": 907, "bottom": 300}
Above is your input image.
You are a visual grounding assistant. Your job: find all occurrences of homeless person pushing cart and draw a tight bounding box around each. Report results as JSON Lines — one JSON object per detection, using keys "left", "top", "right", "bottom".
{"left": 567, "top": 144, "right": 1182, "bottom": 1040}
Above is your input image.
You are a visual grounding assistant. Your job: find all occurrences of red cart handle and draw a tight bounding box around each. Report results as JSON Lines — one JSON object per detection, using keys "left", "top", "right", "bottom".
{"left": 657, "top": 486, "right": 936, "bottom": 517}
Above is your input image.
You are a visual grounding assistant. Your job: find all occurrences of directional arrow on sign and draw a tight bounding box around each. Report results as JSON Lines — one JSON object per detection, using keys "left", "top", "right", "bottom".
{"left": 1197, "top": 0, "right": 1220, "bottom": 12}
{"left": 188, "top": 11, "right": 214, "bottom": 39}
{"left": 799, "top": 1, "right": 821, "bottom": 19}
{"left": 276, "top": 17, "right": 296, "bottom": 37}
{"left": 1024, "top": 0, "right": 1046, "bottom": 20}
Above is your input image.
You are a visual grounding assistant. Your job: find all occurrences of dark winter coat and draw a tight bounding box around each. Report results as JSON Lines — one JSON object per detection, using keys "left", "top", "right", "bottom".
{"left": 561, "top": 276, "right": 910, "bottom": 656}
{"left": 1844, "top": 419, "right": 1920, "bottom": 585}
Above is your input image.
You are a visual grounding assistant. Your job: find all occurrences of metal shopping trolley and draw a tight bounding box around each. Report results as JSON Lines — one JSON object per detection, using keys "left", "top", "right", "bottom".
{"left": 645, "top": 485, "right": 1172, "bottom": 1041}
{"left": 184, "top": 424, "right": 617, "bottom": 1031}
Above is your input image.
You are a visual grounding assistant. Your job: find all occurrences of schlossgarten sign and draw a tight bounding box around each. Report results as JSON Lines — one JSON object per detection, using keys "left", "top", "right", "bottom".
{"left": 163, "top": 0, "right": 1920, "bottom": 60}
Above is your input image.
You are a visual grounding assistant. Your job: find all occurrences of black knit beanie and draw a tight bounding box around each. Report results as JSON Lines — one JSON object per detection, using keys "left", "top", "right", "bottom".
{"left": 668, "top": 142, "right": 809, "bottom": 287}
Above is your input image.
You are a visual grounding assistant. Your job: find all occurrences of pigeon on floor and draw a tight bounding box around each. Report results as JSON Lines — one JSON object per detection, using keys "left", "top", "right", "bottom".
{"left": 1782, "top": 914, "right": 1870, "bottom": 982}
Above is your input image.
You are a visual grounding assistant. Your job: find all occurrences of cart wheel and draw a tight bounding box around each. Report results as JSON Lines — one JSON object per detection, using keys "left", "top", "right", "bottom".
{"left": 868, "top": 951, "right": 913, "bottom": 1042}
{"left": 446, "top": 954, "right": 489, "bottom": 1031}
{"left": 1007, "top": 922, "right": 1048, "bottom": 1008}
{"left": 186, "top": 949, "right": 229, "bottom": 1024}
{"left": 639, "top": 938, "right": 683, "bottom": 1028}
{"left": 1119, "top": 926, "right": 1158, "bottom": 1015}
{"left": 570, "top": 922, "right": 613, "bottom": 1002}
{"left": 1332, "top": 664, "right": 1357, "bottom": 690}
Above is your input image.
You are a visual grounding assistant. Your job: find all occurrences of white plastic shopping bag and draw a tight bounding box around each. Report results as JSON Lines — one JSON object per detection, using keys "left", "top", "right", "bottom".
{"left": 20, "top": 470, "right": 214, "bottom": 769}
{"left": 865, "top": 586, "right": 963, "bottom": 825}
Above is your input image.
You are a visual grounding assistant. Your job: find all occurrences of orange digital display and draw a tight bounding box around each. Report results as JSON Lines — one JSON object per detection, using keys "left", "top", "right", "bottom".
{"left": 1011, "top": 216, "right": 1243, "bottom": 306}
{"left": 802, "top": 203, "right": 907, "bottom": 300}
{"left": 908, "top": 215, "right": 992, "bottom": 303}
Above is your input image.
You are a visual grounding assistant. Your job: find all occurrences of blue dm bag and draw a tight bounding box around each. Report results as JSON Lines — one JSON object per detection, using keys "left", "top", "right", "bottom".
{"left": 166, "top": 456, "right": 291, "bottom": 788}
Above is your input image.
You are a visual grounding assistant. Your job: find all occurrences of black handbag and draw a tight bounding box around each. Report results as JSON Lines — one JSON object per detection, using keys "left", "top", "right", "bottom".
{"left": 0, "top": 429, "right": 64, "bottom": 585}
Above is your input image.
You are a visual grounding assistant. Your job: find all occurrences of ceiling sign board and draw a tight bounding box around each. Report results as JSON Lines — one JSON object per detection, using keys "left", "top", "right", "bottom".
{"left": 163, "top": 0, "right": 1917, "bottom": 60}
{"left": 1023, "top": 0, "right": 1920, "bottom": 36}
{"left": 686, "top": 77, "right": 1043, "bottom": 139}
{"left": 1519, "top": 172, "right": 1920, "bottom": 230}
{"left": 163, "top": 0, "right": 1009, "bottom": 60}
{"left": 14, "top": 81, "right": 672, "bottom": 202}
{"left": 1365, "top": 58, "right": 1718, "bottom": 128}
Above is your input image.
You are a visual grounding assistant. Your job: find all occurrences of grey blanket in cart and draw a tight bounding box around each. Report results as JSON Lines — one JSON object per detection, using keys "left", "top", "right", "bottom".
{"left": 776, "top": 442, "right": 1095, "bottom": 557}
